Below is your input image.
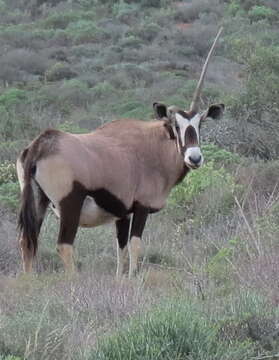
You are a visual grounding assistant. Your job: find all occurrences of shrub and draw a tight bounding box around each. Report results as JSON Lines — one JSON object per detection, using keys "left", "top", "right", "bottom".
{"left": 0, "top": 0, "right": 6, "bottom": 12}
{"left": 202, "top": 144, "right": 241, "bottom": 166}
{"left": 58, "top": 79, "right": 93, "bottom": 109}
{"left": 0, "top": 140, "right": 27, "bottom": 162}
{"left": 173, "top": 0, "right": 219, "bottom": 23}
{"left": 140, "top": 0, "right": 162, "bottom": 7}
{"left": 206, "top": 245, "right": 235, "bottom": 286}
{"left": 50, "top": 29, "right": 72, "bottom": 46}
{"left": 45, "top": 62, "right": 78, "bottom": 82}
{"left": 92, "top": 300, "right": 254, "bottom": 359}
{"left": 111, "top": 99, "right": 150, "bottom": 119}
{"left": 174, "top": 24, "right": 220, "bottom": 57}
{"left": 66, "top": 20, "right": 107, "bottom": 44}
{"left": 227, "top": 39, "right": 279, "bottom": 159}
{"left": 0, "top": 88, "right": 27, "bottom": 108}
{"left": 0, "top": 182, "right": 20, "bottom": 210}
{"left": 0, "top": 63, "right": 20, "bottom": 86}
{"left": 248, "top": 5, "right": 277, "bottom": 22}
{"left": 91, "top": 81, "right": 116, "bottom": 100}
{"left": 0, "top": 161, "right": 17, "bottom": 185}
{"left": 119, "top": 35, "right": 143, "bottom": 48}
{"left": 0, "top": 89, "right": 31, "bottom": 141}
{"left": 0, "top": 49, "right": 49, "bottom": 76}
{"left": 112, "top": 2, "right": 140, "bottom": 24}
{"left": 41, "top": 11, "right": 81, "bottom": 29}
{"left": 169, "top": 162, "right": 236, "bottom": 206}
{"left": 108, "top": 63, "right": 153, "bottom": 90}
{"left": 132, "top": 22, "right": 162, "bottom": 42}
{"left": 1, "top": 27, "right": 55, "bottom": 49}
{"left": 57, "top": 121, "right": 88, "bottom": 134}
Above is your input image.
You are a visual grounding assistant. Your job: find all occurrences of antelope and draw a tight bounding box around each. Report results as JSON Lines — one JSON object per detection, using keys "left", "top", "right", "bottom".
{"left": 17, "top": 28, "right": 224, "bottom": 277}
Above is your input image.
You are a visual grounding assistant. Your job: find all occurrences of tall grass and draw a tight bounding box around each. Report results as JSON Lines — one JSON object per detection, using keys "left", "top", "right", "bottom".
{"left": 92, "top": 298, "right": 255, "bottom": 360}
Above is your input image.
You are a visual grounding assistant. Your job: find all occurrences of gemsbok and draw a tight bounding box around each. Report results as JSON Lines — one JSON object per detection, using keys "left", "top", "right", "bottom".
{"left": 17, "top": 28, "right": 224, "bottom": 277}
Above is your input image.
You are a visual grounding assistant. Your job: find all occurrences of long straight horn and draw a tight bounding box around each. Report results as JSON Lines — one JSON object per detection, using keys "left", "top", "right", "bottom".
{"left": 190, "top": 27, "right": 223, "bottom": 113}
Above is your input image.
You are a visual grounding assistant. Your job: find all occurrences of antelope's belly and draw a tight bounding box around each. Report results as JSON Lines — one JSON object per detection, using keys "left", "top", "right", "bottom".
{"left": 79, "top": 196, "right": 117, "bottom": 227}
{"left": 51, "top": 196, "right": 116, "bottom": 227}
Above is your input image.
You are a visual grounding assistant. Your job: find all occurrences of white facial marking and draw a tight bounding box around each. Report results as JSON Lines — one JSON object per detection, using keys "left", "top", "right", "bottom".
{"left": 191, "top": 113, "right": 201, "bottom": 134}
{"left": 175, "top": 113, "right": 188, "bottom": 146}
{"left": 175, "top": 112, "right": 203, "bottom": 168}
{"left": 184, "top": 147, "right": 203, "bottom": 168}
{"left": 175, "top": 113, "right": 201, "bottom": 146}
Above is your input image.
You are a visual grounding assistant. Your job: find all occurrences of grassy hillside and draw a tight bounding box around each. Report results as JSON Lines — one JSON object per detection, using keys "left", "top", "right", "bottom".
{"left": 0, "top": 0, "right": 278, "bottom": 359}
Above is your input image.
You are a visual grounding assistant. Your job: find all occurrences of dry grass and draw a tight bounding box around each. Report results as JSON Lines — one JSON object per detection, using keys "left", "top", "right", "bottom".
{"left": 0, "top": 272, "right": 158, "bottom": 359}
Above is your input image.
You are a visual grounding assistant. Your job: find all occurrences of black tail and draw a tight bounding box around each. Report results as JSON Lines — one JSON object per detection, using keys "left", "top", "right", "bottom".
{"left": 18, "top": 176, "right": 39, "bottom": 255}
{"left": 17, "top": 146, "right": 42, "bottom": 255}
{"left": 17, "top": 130, "right": 58, "bottom": 255}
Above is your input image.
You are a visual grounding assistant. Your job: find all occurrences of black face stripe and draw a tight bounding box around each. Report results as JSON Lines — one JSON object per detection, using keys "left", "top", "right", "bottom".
{"left": 185, "top": 125, "right": 198, "bottom": 147}
{"left": 177, "top": 110, "right": 191, "bottom": 119}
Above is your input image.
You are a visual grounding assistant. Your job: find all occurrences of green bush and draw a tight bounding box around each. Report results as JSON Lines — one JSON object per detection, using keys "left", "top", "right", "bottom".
{"left": 256, "top": 202, "right": 279, "bottom": 245}
{"left": 45, "top": 62, "right": 77, "bottom": 82}
{"left": 0, "top": 0, "right": 6, "bottom": 12}
{"left": 91, "top": 81, "right": 116, "bottom": 100}
{"left": 139, "top": 0, "right": 162, "bottom": 7}
{"left": 58, "top": 79, "right": 92, "bottom": 109}
{"left": 0, "top": 161, "right": 17, "bottom": 185}
{"left": 228, "top": 38, "right": 279, "bottom": 159}
{"left": 202, "top": 144, "right": 241, "bottom": 166}
{"left": 0, "top": 182, "right": 20, "bottom": 210}
{"left": 92, "top": 300, "right": 254, "bottom": 360}
{"left": 0, "top": 89, "right": 32, "bottom": 141}
{"left": 57, "top": 121, "right": 88, "bottom": 134}
{"left": 130, "top": 22, "right": 161, "bottom": 42}
{"left": 0, "top": 88, "right": 27, "bottom": 108}
{"left": 169, "top": 162, "right": 236, "bottom": 206}
{"left": 0, "top": 140, "right": 27, "bottom": 162}
{"left": 41, "top": 11, "right": 83, "bottom": 30}
{"left": 119, "top": 35, "right": 143, "bottom": 48}
{"left": 248, "top": 5, "right": 277, "bottom": 22}
{"left": 206, "top": 245, "right": 235, "bottom": 286}
{"left": 66, "top": 20, "right": 106, "bottom": 44}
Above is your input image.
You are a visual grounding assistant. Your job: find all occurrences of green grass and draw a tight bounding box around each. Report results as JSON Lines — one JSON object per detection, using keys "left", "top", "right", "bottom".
{"left": 92, "top": 299, "right": 255, "bottom": 360}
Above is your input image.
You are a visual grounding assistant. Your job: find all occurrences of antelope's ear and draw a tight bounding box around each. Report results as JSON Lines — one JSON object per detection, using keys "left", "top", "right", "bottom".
{"left": 153, "top": 102, "right": 168, "bottom": 119}
{"left": 202, "top": 103, "right": 225, "bottom": 120}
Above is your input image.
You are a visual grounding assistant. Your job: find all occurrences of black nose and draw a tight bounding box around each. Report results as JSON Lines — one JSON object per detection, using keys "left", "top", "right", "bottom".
{"left": 189, "top": 155, "right": 201, "bottom": 165}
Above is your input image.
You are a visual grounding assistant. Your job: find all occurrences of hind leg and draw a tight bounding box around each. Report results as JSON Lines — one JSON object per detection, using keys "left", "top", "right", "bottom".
{"left": 17, "top": 155, "right": 33, "bottom": 272}
{"left": 57, "top": 184, "right": 85, "bottom": 273}
{"left": 19, "top": 236, "right": 34, "bottom": 273}
{"left": 57, "top": 213, "right": 80, "bottom": 273}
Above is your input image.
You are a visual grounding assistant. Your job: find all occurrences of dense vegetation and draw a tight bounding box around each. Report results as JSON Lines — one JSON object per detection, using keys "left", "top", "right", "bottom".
{"left": 0, "top": 0, "right": 278, "bottom": 359}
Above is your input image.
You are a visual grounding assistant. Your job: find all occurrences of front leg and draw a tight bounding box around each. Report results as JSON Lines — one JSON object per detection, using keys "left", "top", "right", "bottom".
{"left": 115, "top": 217, "right": 130, "bottom": 278}
{"left": 128, "top": 204, "right": 148, "bottom": 278}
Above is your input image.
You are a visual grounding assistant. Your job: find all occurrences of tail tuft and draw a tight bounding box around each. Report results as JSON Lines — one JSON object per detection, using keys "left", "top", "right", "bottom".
{"left": 18, "top": 180, "right": 39, "bottom": 255}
